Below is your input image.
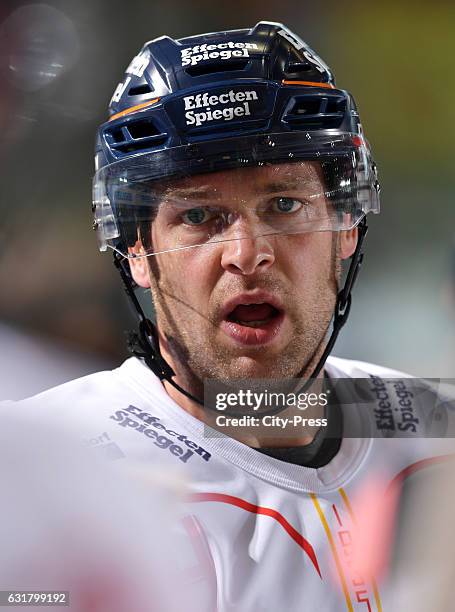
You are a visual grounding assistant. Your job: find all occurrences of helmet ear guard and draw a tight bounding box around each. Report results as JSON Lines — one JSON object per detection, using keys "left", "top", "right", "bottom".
{"left": 94, "top": 21, "right": 380, "bottom": 409}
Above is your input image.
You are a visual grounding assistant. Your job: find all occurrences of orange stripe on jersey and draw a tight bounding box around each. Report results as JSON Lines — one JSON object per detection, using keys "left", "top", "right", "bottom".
{"left": 109, "top": 98, "right": 160, "bottom": 122}
{"left": 282, "top": 79, "right": 335, "bottom": 89}
{"left": 310, "top": 493, "right": 353, "bottom": 611}
{"left": 339, "top": 488, "right": 383, "bottom": 612}
{"left": 189, "top": 492, "right": 321, "bottom": 577}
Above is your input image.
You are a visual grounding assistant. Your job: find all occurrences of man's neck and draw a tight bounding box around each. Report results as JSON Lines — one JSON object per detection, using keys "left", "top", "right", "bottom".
{"left": 160, "top": 359, "right": 328, "bottom": 449}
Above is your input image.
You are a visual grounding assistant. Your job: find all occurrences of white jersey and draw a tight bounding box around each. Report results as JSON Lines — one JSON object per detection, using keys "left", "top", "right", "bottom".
{"left": 2, "top": 356, "right": 454, "bottom": 611}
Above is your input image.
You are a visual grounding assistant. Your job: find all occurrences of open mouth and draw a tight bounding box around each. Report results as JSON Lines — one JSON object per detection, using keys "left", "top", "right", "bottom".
{"left": 220, "top": 296, "right": 285, "bottom": 346}
{"left": 226, "top": 303, "right": 282, "bottom": 328}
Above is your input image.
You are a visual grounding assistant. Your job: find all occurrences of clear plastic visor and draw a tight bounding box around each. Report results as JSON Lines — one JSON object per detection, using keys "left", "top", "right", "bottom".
{"left": 93, "top": 132, "right": 379, "bottom": 258}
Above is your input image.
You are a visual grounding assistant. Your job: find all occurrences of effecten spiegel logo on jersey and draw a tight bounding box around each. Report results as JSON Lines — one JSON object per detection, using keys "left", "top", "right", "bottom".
{"left": 181, "top": 41, "right": 259, "bottom": 67}
{"left": 183, "top": 89, "right": 259, "bottom": 127}
{"left": 110, "top": 405, "right": 212, "bottom": 464}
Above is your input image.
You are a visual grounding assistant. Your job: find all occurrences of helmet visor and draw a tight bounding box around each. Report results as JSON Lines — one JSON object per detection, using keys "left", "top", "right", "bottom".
{"left": 93, "top": 131, "right": 379, "bottom": 258}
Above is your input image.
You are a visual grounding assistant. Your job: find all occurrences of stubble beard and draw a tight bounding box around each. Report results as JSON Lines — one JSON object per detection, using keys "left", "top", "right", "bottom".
{"left": 149, "top": 245, "right": 340, "bottom": 393}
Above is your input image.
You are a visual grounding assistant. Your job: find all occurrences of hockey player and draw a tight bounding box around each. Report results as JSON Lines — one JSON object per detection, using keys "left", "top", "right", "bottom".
{"left": 3, "top": 21, "right": 454, "bottom": 611}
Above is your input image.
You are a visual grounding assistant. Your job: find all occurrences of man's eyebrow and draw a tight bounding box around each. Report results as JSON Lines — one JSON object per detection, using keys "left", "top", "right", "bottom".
{"left": 255, "top": 178, "right": 321, "bottom": 193}
{"left": 162, "top": 177, "right": 322, "bottom": 200}
{"left": 163, "top": 186, "right": 220, "bottom": 200}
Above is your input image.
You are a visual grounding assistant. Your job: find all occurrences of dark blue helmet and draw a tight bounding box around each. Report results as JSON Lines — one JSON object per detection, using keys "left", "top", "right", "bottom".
{"left": 92, "top": 21, "right": 380, "bottom": 401}
{"left": 93, "top": 20, "right": 379, "bottom": 258}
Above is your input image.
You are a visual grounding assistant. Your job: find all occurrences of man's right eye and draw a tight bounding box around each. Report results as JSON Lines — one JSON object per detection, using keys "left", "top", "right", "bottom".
{"left": 181, "top": 207, "right": 212, "bottom": 225}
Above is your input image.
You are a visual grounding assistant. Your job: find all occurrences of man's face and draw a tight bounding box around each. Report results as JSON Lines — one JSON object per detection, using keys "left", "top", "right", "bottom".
{"left": 130, "top": 162, "right": 357, "bottom": 384}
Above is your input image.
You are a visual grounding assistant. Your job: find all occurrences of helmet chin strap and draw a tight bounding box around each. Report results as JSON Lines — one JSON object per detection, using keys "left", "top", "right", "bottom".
{"left": 114, "top": 217, "right": 368, "bottom": 414}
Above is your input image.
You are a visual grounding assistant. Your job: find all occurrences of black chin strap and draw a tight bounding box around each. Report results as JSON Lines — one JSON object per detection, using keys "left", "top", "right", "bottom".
{"left": 114, "top": 217, "right": 368, "bottom": 410}
{"left": 299, "top": 217, "right": 368, "bottom": 385}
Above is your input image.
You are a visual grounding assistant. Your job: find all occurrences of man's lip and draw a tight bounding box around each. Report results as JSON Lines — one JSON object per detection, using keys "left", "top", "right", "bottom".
{"left": 220, "top": 313, "right": 285, "bottom": 346}
{"left": 220, "top": 291, "right": 285, "bottom": 321}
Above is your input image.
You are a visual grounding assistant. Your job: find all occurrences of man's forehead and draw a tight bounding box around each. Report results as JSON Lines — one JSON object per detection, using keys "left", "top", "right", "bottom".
{"left": 162, "top": 161, "right": 324, "bottom": 199}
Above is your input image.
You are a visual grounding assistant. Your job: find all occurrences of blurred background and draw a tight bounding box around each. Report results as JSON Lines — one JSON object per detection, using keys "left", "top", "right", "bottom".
{"left": 0, "top": 0, "right": 454, "bottom": 399}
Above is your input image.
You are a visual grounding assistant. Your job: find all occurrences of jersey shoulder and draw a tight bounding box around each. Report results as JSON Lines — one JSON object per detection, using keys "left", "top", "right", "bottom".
{"left": 1, "top": 367, "right": 116, "bottom": 408}
{"left": 0, "top": 358, "right": 157, "bottom": 427}
{"left": 326, "top": 355, "right": 412, "bottom": 379}
{"left": 327, "top": 356, "right": 455, "bottom": 448}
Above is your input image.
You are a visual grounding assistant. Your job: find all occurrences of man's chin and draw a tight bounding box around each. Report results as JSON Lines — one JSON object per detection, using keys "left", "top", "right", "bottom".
{"left": 214, "top": 354, "right": 300, "bottom": 381}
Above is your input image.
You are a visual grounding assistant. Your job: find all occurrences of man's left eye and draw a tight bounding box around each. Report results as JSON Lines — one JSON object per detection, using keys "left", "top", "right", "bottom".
{"left": 271, "top": 197, "right": 303, "bottom": 213}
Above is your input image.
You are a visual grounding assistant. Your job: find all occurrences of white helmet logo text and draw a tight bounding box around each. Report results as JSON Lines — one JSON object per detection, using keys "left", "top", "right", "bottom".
{"left": 183, "top": 89, "right": 259, "bottom": 127}
{"left": 181, "top": 41, "right": 258, "bottom": 67}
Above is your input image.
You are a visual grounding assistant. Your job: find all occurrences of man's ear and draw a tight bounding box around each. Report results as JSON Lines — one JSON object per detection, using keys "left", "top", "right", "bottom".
{"left": 339, "top": 227, "right": 358, "bottom": 260}
{"left": 128, "top": 239, "right": 151, "bottom": 288}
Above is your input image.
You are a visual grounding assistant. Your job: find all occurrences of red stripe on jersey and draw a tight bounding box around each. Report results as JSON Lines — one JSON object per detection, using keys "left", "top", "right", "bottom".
{"left": 388, "top": 454, "right": 455, "bottom": 492}
{"left": 332, "top": 503, "right": 343, "bottom": 527}
{"left": 189, "top": 492, "right": 321, "bottom": 578}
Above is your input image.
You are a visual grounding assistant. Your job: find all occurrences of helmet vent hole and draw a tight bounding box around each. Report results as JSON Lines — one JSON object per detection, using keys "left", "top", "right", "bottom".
{"left": 326, "top": 98, "right": 345, "bottom": 114}
{"left": 127, "top": 119, "right": 161, "bottom": 139}
{"left": 282, "top": 95, "right": 346, "bottom": 129}
{"left": 185, "top": 59, "right": 250, "bottom": 77}
{"left": 293, "top": 99, "right": 321, "bottom": 115}
{"left": 285, "top": 61, "right": 314, "bottom": 75}
{"left": 128, "top": 83, "right": 153, "bottom": 96}
{"left": 110, "top": 128, "right": 125, "bottom": 143}
{"left": 104, "top": 118, "right": 168, "bottom": 157}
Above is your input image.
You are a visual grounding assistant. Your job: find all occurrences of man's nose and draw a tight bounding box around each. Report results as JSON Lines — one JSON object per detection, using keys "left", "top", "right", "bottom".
{"left": 220, "top": 221, "right": 275, "bottom": 275}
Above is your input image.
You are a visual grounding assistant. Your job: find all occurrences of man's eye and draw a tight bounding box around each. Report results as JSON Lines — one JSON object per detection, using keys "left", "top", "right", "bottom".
{"left": 271, "top": 197, "right": 303, "bottom": 213}
{"left": 182, "top": 207, "right": 211, "bottom": 225}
